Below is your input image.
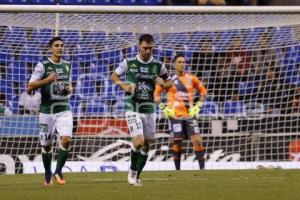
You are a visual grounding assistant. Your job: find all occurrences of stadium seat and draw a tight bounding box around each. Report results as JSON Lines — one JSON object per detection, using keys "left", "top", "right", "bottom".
{"left": 2, "top": 0, "right": 28, "bottom": 4}
{"left": 238, "top": 81, "right": 258, "bottom": 95}
{"left": 60, "top": 0, "right": 84, "bottom": 4}
{"left": 19, "top": 46, "right": 41, "bottom": 63}
{"left": 1, "top": 26, "right": 27, "bottom": 46}
{"left": 85, "top": 0, "right": 111, "bottom": 5}
{"left": 72, "top": 45, "right": 97, "bottom": 63}
{"left": 83, "top": 100, "right": 109, "bottom": 116}
{"left": 99, "top": 49, "right": 121, "bottom": 65}
{"left": 81, "top": 31, "right": 107, "bottom": 44}
{"left": 113, "top": 99, "right": 126, "bottom": 116}
{"left": 69, "top": 94, "right": 81, "bottom": 114}
{"left": 0, "top": 46, "right": 14, "bottom": 65}
{"left": 223, "top": 100, "right": 246, "bottom": 118}
{"left": 59, "top": 30, "right": 81, "bottom": 45}
{"left": 138, "top": 0, "right": 162, "bottom": 5}
{"left": 124, "top": 45, "right": 138, "bottom": 58}
{"left": 111, "top": 0, "right": 136, "bottom": 5}
{"left": 12, "top": 61, "right": 26, "bottom": 82}
{"left": 31, "top": 28, "right": 54, "bottom": 45}
{"left": 31, "top": 0, "right": 56, "bottom": 4}
{"left": 200, "top": 100, "right": 219, "bottom": 118}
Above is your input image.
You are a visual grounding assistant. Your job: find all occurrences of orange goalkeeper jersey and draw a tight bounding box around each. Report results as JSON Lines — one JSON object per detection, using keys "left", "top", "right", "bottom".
{"left": 154, "top": 73, "right": 207, "bottom": 118}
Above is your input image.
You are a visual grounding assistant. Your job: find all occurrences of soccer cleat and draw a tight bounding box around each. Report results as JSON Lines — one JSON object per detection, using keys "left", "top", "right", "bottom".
{"left": 133, "top": 179, "right": 143, "bottom": 187}
{"left": 44, "top": 172, "right": 53, "bottom": 186}
{"left": 127, "top": 169, "right": 137, "bottom": 185}
{"left": 53, "top": 173, "right": 66, "bottom": 185}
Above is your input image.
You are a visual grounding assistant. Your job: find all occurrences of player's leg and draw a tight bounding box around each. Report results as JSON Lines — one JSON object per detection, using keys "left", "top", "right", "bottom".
{"left": 186, "top": 118, "right": 205, "bottom": 169}
{"left": 172, "top": 139, "right": 183, "bottom": 170}
{"left": 125, "top": 111, "right": 144, "bottom": 185}
{"left": 169, "top": 118, "right": 184, "bottom": 170}
{"left": 39, "top": 113, "right": 56, "bottom": 186}
{"left": 53, "top": 111, "right": 73, "bottom": 185}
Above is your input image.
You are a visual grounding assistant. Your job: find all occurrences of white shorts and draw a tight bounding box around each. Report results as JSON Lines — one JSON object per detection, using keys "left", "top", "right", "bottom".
{"left": 125, "top": 111, "right": 156, "bottom": 140}
{"left": 39, "top": 110, "right": 73, "bottom": 146}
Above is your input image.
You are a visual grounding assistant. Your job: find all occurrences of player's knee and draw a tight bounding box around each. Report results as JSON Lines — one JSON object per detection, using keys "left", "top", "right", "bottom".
{"left": 132, "top": 136, "right": 144, "bottom": 150}
{"left": 42, "top": 145, "right": 52, "bottom": 153}
{"left": 60, "top": 136, "right": 71, "bottom": 150}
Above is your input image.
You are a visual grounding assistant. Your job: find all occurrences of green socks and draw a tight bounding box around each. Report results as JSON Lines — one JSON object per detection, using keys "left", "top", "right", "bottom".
{"left": 55, "top": 148, "right": 69, "bottom": 174}
{"left": 130, "top": 149, "right": 140, "bottom": 171}
{"left": 137, "top": 152, "right": 148, "bottom": 179}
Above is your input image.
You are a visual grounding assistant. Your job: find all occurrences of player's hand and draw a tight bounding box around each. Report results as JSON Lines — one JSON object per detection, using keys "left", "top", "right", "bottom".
{"left": 189, "top": 101, "right": 204, "bottom": 118}
{"left": 65, "top": 83, "right": 73, "bottom": 95}
{"left": 46, "top": 73, "right": 59, "bottom": 83}
{"left": 124, "top": 84, "right": 136, "bottom": 94}
{"left": 159, "top": 103, "right": 175, "bottom": 118}
{"left": 155, "top": 76, "right": 164, "bottom": 86}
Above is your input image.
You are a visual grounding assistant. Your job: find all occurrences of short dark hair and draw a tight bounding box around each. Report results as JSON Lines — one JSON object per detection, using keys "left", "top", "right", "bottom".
{"left": 139, "top": 34, "right": 154, "bottom": 44}
{"left": 49, "top": 36, "right": 64, "bottom": 47}
{"left": 173, "top": 54, "right": 185, "bottom": 62}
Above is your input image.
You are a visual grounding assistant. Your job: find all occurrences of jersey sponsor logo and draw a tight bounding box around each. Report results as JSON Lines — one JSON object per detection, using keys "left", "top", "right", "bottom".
{"left": 140, "top": 67, "right": 148, "bottom": 73}
{"left": 129, "top": 68, "right": 138, "bottom": 73}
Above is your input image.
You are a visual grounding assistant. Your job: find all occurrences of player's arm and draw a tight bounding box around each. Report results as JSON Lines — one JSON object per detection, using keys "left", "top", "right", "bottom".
{"left": 154, "top": 84, "right": 164, "bottom": 103}
{"left": 110, "top": 59, "right": 135, "bottom": 94}
{"left": 27, "top": 63, "right": 58, "bottom": 92}
{"left": 156, "top": 63, "right": 172, "bottom": 89}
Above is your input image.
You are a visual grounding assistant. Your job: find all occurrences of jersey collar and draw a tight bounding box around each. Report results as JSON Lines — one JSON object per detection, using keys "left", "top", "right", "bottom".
{"left": 48, "top": 58, "right": 63, "bottom": 65}
{"left": 136, "top": 55, "right": 153, "bottom": 64}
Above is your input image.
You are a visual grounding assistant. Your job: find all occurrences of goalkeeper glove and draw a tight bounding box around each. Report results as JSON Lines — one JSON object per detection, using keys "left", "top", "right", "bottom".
{"left": 159, "top": 103, "right": 175, "bottom": 118}
{"left": 189, "top": 101, "right": 204, "bottom": 118}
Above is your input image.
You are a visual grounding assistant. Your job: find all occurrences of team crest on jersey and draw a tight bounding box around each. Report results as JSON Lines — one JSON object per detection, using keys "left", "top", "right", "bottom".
{"left": 140, "top": 67, "right": 148, "bottom": 73}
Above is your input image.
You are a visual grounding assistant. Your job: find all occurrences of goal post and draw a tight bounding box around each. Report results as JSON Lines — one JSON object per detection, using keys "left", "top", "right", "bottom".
{"left": 0, "top": 6, "right": 300, "bottom": 174}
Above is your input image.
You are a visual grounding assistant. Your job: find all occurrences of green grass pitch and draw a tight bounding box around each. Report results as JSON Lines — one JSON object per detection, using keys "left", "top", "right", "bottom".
{"left": 1, "top": 170, "right": 300, "bottom": 200}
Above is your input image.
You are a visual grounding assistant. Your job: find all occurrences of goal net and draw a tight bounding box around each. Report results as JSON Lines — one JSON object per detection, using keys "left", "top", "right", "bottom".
{"left": 1, "top": 6, "right": 300, "bottom": 174}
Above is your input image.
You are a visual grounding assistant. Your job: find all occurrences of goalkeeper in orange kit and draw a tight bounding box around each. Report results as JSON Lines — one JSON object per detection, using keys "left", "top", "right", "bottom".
{"left": 154, "top": 54, "right": 207, "bottom": 170}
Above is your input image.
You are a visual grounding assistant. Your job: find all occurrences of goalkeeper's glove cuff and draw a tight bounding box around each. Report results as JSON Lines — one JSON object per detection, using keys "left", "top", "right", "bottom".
{"left": 159, "top": 103, "right": 175, "bottom": 118}
{"left": 189, "top": 101, "right": 204, "bottom": 118}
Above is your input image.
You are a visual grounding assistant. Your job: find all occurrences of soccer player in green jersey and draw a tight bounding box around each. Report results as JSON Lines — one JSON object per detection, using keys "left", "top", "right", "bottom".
{"left": 111, "top": 34, "right": 172, "bottom": 186}
{"left": 28, "top": 37, "right": 73, "bottom": 186}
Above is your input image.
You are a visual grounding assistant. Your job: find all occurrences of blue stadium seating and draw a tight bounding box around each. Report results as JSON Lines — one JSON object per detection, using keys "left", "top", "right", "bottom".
{"left": 138, "top": 0, "right": 162, "bottom": 5}
{"left": 19, "top": 46, "right": 41, "bottom": 63}
{"left": 223, "top": 100, "right": 246, "bottom": 118}
{"left": 31, "top": 0, "right": 56, "bottom": 4}
{"left": 200, "top": 100, "right": 219, "bottom": 118}
{"left": 111, "top": 0, "right": 136, "bottom": 5}
{"left": 31, "top": 28, "right": 54, "bottom": 45}
{"left": 59, "top": 30, "right": 81, "bottom": 45}
{"left": 99, "top": 49, "right": 121, "bottom": 65}
{"left": 84, "top": 100, "right": 109, "bottom": 116}
{"left": 72, "top": 45, "right": 97, "bottom": 63}
{"left": 2, "top": 0, "right": 28, "bottom": 4}
{"left": 238, "top": 81, "right": 258, "bottom": 95}
{"left": 85, "top": 0, "right": 111, "bottom": 4}
{"left": 0, "top": 46, "right": 14, "bottom": 65}
{"left": 60, "top": 0, "right": 84, "bottom": 4}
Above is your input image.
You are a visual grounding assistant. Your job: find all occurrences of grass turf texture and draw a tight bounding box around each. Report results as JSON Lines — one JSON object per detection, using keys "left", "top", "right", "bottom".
{"left": 0, "top": 170, "right": 299, "bottom": 200}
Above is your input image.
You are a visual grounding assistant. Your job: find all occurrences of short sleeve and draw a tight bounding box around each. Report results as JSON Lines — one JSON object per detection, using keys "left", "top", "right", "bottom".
{"left": 115, "top": 59, "right": 128, "bottom": 76}
{"left": 29, "top": 63, "right": 45, "bottom": 82}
